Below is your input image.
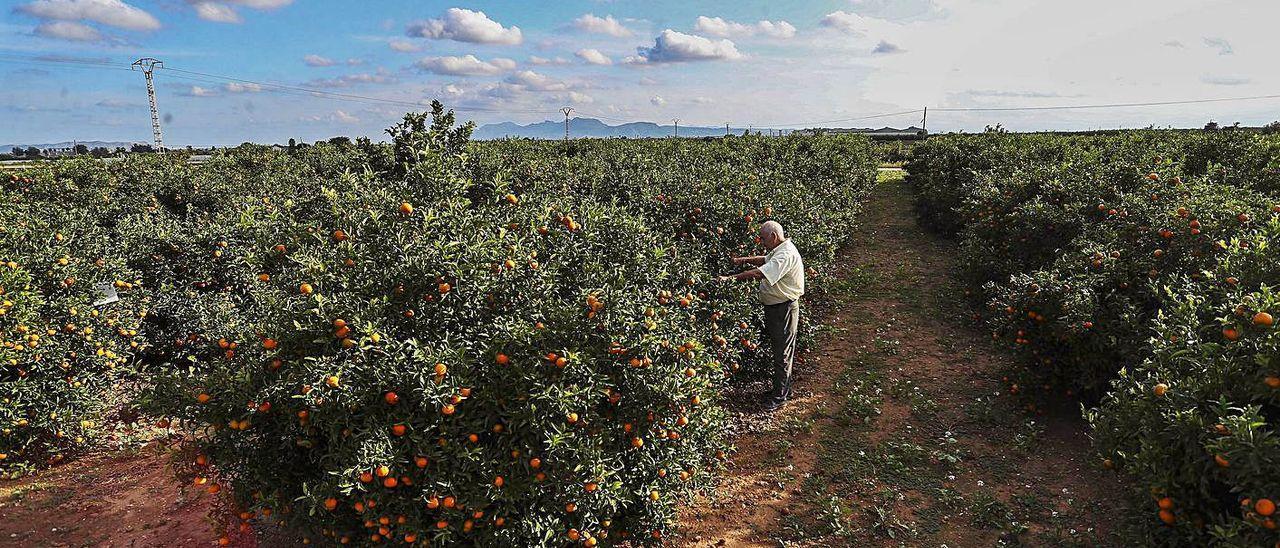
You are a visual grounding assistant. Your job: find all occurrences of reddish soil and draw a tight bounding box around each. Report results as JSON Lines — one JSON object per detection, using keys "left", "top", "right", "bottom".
{"left": 0, "top": 443, "right": 239, "bottom": 548}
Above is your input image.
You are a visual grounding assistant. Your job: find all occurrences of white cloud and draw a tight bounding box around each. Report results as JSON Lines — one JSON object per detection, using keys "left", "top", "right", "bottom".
{"left": 629, "top": 30, "right": 744, "bottom": 64}
{"left": 440, "top": 84, "right": 465, "bottom": 98}
{"left": 406, "top": 8, "right": 522, "bottom": 45}
{"left": 34, "top": 20, "right": 102, "bottom": 41}
{"left": 505, "top": 70, "right": 569, "bottom": 91}
{"left": 17, "top": 0, "right": 160, "bottom": 31}
{"left": 691, "top": 96, "right": 715, "bottom": 104}
{"left": 223, "top": 82, "right": 262, "bottom": 93}
{"left": 304, "top": 109, "right": 360, "bottom": 124}
{"left": 191, "top": 2, "right": 240, "bottom": 23}
{"left": 226, "top": 0, "right": 291, "bottom": 8}
{"left": 572, "top": 13, "right": 632, "bottom": 37}
{"left": 529, "top": 55, "right": 570, "bottom": 66}
{"left": 693, "top": 16, "right": 795, "bottom": 39}
{"left": 183, "top": 85, "right": 217, "bottom": 97}
{"left": 575, "top": 48, "right": 612, "bottom": 65}
{"left": 388, "top": 39, "right": 420, "bottom": 52}
{"left": 820, "top": 10, "right": 874, "bottom": 35}
{"left": 650, "top": 95, "right": 666, "bottom": 106}
{"left": 303, "top": 54, "right": 335, "bottom": 67}
{"left": 562, "top": 91, "right": 593, "bottom": 104}
{"left": 188, "top": 0, "right": 291, "bottom": 24}
{"left": 639, "top": 76, "right": 659, "bottom": 86}
{"left": 415, "top": 55, "right": 513, "bottom": 76}
{"left": 306, "top": 69, "right": 397, "bottom": 88}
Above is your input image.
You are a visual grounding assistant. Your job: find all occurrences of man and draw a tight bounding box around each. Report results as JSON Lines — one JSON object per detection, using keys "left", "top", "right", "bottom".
{"left": 718, "top": 220, "right": 804, "bottom": 411}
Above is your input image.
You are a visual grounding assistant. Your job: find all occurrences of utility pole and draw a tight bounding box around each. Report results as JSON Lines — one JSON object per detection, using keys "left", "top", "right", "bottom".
{"left": 132, "top": 58, "right": 164, "bottom": 151}
{"left": 725, "top": 122, "right": 730, "bottom": 136}
{"left": 672, "top": 118, "right": 679, "bottom": 138}
{"left": 560, "top": 107, "right": 573, "bottom": 141}
{"left": 921, "top": 107, "right": 928, "bottom": 134}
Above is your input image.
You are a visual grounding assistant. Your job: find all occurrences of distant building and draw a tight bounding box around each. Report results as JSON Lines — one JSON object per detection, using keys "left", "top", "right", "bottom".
{"left": 40, "top": 146, "right": 77, "bottom": 157}
{"left": 795, "top": 126, "right": 927, "bottom": 140}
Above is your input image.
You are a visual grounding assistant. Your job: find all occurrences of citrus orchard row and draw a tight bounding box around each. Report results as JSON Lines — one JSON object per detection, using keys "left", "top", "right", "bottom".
{"left": 0, "top": 103, "right": 878, "bottom": 546}
{"left": 907, "top": 129, "right": 1280, "bottom": 546}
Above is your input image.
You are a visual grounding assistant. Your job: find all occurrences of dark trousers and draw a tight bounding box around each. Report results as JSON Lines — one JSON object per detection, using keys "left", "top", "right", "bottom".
{"left": 763, "top": 299, "right": 799, "bottom": 400}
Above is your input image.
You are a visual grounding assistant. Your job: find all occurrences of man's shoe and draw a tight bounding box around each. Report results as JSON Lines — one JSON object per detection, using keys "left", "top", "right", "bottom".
{"left": 761, "top": 398, "right": 785, "bottom": 412}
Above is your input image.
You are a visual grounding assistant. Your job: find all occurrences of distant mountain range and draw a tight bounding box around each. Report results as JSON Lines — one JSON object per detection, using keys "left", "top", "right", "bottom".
{"left": 3, "top": 141, "right": 137, "bottom": 153}
{"left": 473, "top": 118, "right": 754, "bottom": 140}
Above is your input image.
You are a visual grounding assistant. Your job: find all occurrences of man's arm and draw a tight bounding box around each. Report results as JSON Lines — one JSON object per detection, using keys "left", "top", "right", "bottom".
{"left": 731, "top": 256, "right": 766, "bottom": 267}
{"left": 717, "top": 268, "right": 765, "bottom": 283}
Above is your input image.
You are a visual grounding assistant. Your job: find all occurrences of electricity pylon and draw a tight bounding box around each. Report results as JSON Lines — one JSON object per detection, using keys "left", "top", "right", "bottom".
{"left": 560, "top": 107, "right": 573, "bottom": 141}
{"left": 132, "top": 58, "right": 164, "bottom": 151}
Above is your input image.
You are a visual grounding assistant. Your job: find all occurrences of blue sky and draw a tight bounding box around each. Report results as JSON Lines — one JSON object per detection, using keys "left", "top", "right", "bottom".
{"left": 2, "top": 0, "right": 1277, "bottom": 145}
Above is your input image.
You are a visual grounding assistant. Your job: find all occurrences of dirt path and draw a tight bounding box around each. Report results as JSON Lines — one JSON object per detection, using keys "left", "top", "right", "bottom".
{"left": 679, "top": 175, "right": 1129, "bottom": 547}
{"left": 0, "top": 444, "right": 236, "bottom": 548}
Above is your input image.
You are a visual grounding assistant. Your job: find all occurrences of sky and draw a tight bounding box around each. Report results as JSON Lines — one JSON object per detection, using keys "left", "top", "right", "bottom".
{"left": 1, "top": 0, "right": 1278, "bottom": 146}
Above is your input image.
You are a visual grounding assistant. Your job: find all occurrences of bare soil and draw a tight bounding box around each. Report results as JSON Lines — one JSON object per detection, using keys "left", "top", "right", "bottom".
{"left": 0, "top": 442, "right": 246, "bottom": 548}
{"left": 677, "top": 176, "right": 1129, "bottom": 547}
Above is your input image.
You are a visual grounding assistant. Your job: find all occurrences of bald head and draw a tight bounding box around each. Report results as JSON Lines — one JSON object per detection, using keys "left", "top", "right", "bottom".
{"left": 759, "top": 220, "right": 786, "bottom": 250}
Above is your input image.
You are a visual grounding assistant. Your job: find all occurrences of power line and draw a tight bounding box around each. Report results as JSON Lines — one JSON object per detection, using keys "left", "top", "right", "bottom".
{"left": 8, "top": 52, "right": 1280, "bottom": 129}
{"left": 931, "top": 93, "right": 1280, "bottom": 112}
{"left": 159, "top": 65, "right": 552, "bottom": 114}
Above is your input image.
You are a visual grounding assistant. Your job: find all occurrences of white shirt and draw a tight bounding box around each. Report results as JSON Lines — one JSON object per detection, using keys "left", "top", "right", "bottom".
{"left": 757, "top": 239, "right": 804, "bottom": 305}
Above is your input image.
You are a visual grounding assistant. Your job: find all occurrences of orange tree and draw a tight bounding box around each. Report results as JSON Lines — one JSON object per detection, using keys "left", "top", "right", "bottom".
{"left": 131, "top": 105, "right": 877, "bottom": 545}
{"left": 908, "top": 129, "right": 1280, "bottom": 545}
{"left": 0, "top": 170, "right": 146, "bottom": 473}
{"left": 1089, "top": 218, "right": 1280, "bottom": 546}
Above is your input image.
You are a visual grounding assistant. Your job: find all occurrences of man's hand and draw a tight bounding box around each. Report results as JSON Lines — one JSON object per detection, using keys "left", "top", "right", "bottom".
{"left": 716, "top": 275, "right": 735, "bottom": 283}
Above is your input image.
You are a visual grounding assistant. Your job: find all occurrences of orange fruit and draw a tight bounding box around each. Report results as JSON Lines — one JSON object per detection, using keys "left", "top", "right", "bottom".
{"left": 384, "top": 392, "right": 399, "bottom": 405}
{"left": 262, "top": 338, "right": 277, "bottom": 350}
{"left": 299, "top": 283, "right": 314, "bottom": 295}
{"left": 1259, "top": 499, "right": 1277, "bottom": 517}
{"left": 324, "top": 498, "right": 338, "bottom": 510}
{"left": 1153, "top": 383, "right": 1168, "bottom": 397}
{"left": 1158, "top": 497, "right": 1174, "bottom": 510}
{"left": 1215, "top": 454, "right": 1230, "bottom": 468}
{"left": 399, "top": 202, "right": 414, "bottom": 215}
{"left": 1158, "top": 509, "right": 1175, "bottom": 525}
{"left": 495, "top": 353, "right": 509, "bottom": 365}
{"left": 1255, "top": 312, "right": 1274, "bottom": 327}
